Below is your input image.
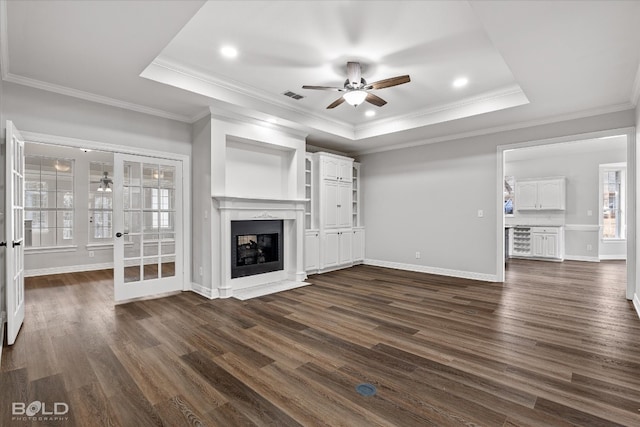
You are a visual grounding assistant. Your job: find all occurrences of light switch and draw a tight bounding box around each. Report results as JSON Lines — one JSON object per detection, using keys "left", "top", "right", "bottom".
{"left": 477, "top": 209, "right": 484, "bottom": 218}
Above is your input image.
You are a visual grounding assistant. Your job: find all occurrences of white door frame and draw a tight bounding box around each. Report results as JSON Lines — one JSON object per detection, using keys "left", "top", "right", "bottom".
{"left": 5, "top": 120, "right": 26, "bottom": 345}
{"left": 496, "top": 126, "right": 636, "bottom": 301}
{"left": 18, "top": 130, "right": 192, "bottom": 297}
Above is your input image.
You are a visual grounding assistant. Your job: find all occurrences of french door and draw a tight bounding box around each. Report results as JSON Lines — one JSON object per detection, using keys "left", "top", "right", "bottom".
{"left": 113, "top": 154, "right": 183, "bottom": 302}
{"left": 5, "top": 121, "right": 25, "bottom": 345}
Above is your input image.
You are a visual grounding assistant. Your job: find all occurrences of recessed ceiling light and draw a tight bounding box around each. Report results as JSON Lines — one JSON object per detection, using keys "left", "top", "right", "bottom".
{"left": 453, "top": 77, "right": 468, "bottom": 88}
{"left": 220, "top": 45, "right": 238, "bottom": 58}
{"left": 365, "top": 110, "right": 376, "bottom": 117}
{"left": 267, "top": 118, "right": 277, "bottom": 124}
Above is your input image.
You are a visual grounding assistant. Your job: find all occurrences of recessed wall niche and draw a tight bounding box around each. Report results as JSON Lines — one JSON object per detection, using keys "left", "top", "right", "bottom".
{"left": 224, "top": 136, "right": 295, "bottom": 200}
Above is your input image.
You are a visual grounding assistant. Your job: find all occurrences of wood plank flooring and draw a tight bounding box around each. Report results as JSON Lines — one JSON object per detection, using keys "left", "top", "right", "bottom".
{"left": 2, "top": 259, "right": 640, "bottom": 426}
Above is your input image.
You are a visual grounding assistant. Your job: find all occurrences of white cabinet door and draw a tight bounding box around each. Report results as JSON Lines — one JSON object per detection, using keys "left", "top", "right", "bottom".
{"left": 339, "top": 231, "right": 353, "bottom": 265}
{"left": 352, "top": 229, "right": 365, "bottom": 262}
{"left": 532, "top": 233, "right": 545, "bottom": 257}
{"left": 323, "top": 181, "right": 339, "bottom": 228}
{"left": 304, "top": 231, "right": 320, "bottom": 271}
{"left": 322, "top": 157, "right": 340, "bottom": 181}
{"left": 538, "top": 180, "right": 564, "bottom": 210}
{"left": 322, "top": 230, "right": 340, "bottom": 268}
{"left": 516, "top": 181, "right": 538, "bottom": 210}
{"left": 337, "top": 183, "right": 352, "bottom": 228}
{"left": 338, "top": 160, "right": 352, "bottom": 183}
{"left": 545, "top": 233, "right": 558, "bottom": 258}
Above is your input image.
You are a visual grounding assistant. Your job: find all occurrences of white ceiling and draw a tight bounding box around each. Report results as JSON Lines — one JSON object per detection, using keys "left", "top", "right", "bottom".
{"left": 2, "top": 1, "right": 640, "bottom": 154}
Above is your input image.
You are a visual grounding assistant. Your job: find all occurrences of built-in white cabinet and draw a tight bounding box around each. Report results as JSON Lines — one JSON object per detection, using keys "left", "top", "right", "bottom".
{"left": 321, "top": 156, "right": 352, "bottom": 183}
{"left": 531, "top": 227, "right": 563, "bottom": 260}
{"left": 322, "top": 180, "right": 352, "bottom": 229}
{"left": 352, "top": 228, "right": 365, "bottom": 262}
{"left": 516, "top": 177, "right": 566, "bottom": 211}
{"left": 322, "top": 229, "right": 353, "bottom": 268}
{"left": 304, "top": 152, "right": 364, "bottom": 273}
{"left": 509, "top": 226, "right": 563, "bottom": 260}
{"left": 304, "top": 230, "right": 320, "bottom": 272}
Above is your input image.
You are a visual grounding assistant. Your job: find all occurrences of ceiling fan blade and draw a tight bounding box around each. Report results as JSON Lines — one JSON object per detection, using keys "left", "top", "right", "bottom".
{"left": 366, "top": 75, "right": 411, "bottom": 90}
{"left": 365, "top": 93, "right": 387, "bottom": 107}
{"left": 302, "top": 85, "right": 343, "bottom": 91}
{"left": 346, "top": 62, "right": 361, "bottom": 88}
{"left": 326, "top": 97, "right": 346, "bottom": 109}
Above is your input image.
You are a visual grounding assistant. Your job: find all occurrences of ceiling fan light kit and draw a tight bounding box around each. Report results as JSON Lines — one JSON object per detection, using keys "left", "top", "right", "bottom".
{"left": 302, "top": 61, "right": 410, "bottom": 109}
{"left": 343, "top": 90, "right": 368, "bottom": 107}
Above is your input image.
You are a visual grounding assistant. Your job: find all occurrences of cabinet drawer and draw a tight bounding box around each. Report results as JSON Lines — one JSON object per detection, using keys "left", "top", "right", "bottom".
{"left": 531, "top": 227, "right": 560, "bottom": 234}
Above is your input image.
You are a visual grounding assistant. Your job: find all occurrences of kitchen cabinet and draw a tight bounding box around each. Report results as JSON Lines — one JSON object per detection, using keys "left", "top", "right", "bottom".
{"left": 516, "top": 178, "right": 566, "bottom": 211}
{"left": 531, "top": 227, "right": 563, "bottom": 260}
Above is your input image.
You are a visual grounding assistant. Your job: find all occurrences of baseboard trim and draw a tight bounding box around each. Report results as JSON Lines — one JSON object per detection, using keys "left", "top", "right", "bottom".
{"left": 364, "top": 259, "right": 498, "bottom": 282}
{"left": 191, "top": 282, "right": 218, "bottom": 299}
{"left": 0, "top": 310, "right": 6, "bottom": 366}
{"left": 633, "top": 294, "right": 640, "bottom": 320}
{"left": 25, "top": 263, "right": 114, "bottom": 277}
{"left": 598, "top": 254, "right": 627, "bottom": 261}
{"left": 563, "top": 255, "right": 600, "bottom": 262}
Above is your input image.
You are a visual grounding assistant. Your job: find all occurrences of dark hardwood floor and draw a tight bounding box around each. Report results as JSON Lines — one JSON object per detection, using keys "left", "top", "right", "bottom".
{"left": 2, "top": 259, "right": 640, "bottom": 426}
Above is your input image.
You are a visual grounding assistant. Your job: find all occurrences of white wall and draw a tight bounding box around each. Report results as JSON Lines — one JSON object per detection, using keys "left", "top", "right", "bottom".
{"left": 635, "top": 104, "right": 640, "bottom": 316}
{"left": 505, "top": 137, "right": 627, "bottom": 260}
{"left": 359, "top": 110, "right": 635, "bottom": 281}
{"left": 23, "top": 143, "right": 114, "bottom": 274}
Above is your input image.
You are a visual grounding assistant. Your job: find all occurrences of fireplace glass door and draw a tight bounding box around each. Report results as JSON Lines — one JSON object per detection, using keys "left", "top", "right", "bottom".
{"left": 113, "top": 153, "right": 183, "bottom": 302}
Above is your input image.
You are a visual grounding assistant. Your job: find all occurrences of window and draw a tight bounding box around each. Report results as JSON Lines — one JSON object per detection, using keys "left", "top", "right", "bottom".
{"left": 25, "top": 156, "right": 74, "bottom": 247}
{"left": 601, "top": 164, "right": 626, "bottom": 240}
{"left": 504, "top": 176, "right": 515, "bottom": 215}
{"left": 89, "top": 162, "right": 113, "bottom": 242}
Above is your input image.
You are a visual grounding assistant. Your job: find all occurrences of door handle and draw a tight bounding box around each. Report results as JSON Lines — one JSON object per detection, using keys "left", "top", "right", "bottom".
{"left": 12, "top": 241, "right": 21, "bottom": 247}
{"left": 115, "top": 232, "right": 129, "bottom": 238}
{"left": 0, "top": 241, "right": 6, "bottom": 247}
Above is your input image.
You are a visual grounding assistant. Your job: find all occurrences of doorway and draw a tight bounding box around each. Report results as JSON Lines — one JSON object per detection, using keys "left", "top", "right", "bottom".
{"left": 10, "top": 126, "right": 190, "bottom": 303}
{"left": 497, "top": 128, "right": 635, "bottom": 301}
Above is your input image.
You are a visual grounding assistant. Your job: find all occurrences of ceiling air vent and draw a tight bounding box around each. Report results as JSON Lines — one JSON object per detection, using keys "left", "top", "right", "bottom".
{"left": 283, "top": 90, "right": 304, "bottom": 100}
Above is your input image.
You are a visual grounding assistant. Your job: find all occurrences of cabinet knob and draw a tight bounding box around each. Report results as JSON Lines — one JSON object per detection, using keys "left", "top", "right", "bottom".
{"left": 337, "top": 204, "right": 341, "bottom": 208}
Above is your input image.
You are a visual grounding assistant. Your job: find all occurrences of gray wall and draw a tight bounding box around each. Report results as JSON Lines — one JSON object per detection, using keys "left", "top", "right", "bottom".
{"left": 23, "top": 143, "right": 114, "bottom": 272}
{"left": 360, "top": 110, "right": 635, "bottom": 280}
{"left": 505, "top": 137, "right": 627, "bottom": 260}
{"left": 3, "top": 82, "right": 191, "bottom": 156}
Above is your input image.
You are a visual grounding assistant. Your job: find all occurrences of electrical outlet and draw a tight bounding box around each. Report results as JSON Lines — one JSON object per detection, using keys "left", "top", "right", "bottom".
{"left": 587, "top": 244, "right": 593, "bottom": 251}
{"left": 89, "top": 251, "right": 94, "bottom": 258}
{"left": 199, "top": 266, "right": 203, "bottom": 276}
{"left": 415, "top": 252, "right": 421, "bottom": 259}
{"left": 204, "top": 210, "right": 208, "bottom": 219}
{"left": 587, "top": 210, "right": 593, "bottom": 216}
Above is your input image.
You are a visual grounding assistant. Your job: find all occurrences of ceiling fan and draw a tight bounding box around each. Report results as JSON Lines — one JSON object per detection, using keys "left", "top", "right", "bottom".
{"left": 302, "top": 61, "right": 410, "bottom": 109}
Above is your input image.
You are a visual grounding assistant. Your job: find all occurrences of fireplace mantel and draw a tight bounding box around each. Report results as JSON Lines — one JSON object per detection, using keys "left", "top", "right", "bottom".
{"left": 212, "top": 194, "right": 308, "bottom": 298}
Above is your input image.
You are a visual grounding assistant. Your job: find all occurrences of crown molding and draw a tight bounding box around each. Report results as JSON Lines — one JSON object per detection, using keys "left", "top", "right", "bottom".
{"left": 355, "top": 84, "right": 526, "bottom": 134}
{"left": 3, "top": 72, "right": 193, "bottom": 123}
{"left": 148, "top": 59, "right": 352, "bottom": 131}
{"left": 351, "top": 102, "right": 635, "bottom": 156}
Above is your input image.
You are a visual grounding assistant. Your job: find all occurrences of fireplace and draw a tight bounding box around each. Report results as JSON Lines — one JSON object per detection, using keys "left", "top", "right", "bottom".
{"left": 231, "top": 220, "right": 284, "bottom": 278}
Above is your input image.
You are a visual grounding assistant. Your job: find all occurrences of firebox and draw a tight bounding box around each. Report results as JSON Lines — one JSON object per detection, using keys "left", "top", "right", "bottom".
{"left": 231, "top": 220, "right": 284, "bottom": 279}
